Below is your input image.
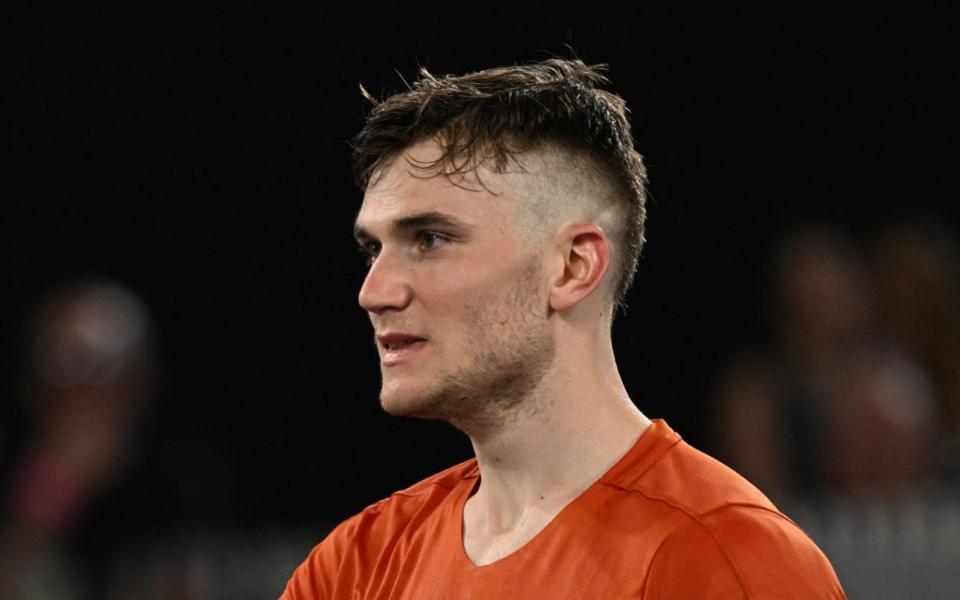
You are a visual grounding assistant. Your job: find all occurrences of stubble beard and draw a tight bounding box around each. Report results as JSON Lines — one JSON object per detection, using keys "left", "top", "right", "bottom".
{"left": 380, "top": 259, "right": 555, "bottom": 434}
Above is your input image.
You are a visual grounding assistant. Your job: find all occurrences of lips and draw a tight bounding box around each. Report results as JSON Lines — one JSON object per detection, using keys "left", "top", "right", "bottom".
{"left": 376, "top": 332, "right": 427, "bottom": 366}
{"left": 377, "top": 333, "right": 426, "bottom": 349}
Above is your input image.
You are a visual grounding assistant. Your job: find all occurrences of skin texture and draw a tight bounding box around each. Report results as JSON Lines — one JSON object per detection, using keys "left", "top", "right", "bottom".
{"left": 355, "top": 138, "right": 650, "bottom": 566}
{"left": 355, "top": 150, "right": 556, "bottom": 432}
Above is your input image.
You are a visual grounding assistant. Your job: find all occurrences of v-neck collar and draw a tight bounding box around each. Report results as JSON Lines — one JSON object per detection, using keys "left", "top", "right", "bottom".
{"left": 450, "top": 419, "right": 679, "bottom": 570}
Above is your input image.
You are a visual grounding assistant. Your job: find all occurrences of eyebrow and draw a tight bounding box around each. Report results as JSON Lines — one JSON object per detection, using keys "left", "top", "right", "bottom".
{"left": 353, "top": 211, "right": 470, "bottom": 243}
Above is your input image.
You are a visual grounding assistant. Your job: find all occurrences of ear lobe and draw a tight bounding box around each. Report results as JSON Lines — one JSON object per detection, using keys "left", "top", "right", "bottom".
{"left": 549, "top": 223, "right": 612, "bottom": 312}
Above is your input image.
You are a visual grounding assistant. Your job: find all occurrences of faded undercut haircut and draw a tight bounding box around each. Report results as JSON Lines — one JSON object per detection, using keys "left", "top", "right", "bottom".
{"left": 351, "top": 58, "right": 648, "bottom": 311}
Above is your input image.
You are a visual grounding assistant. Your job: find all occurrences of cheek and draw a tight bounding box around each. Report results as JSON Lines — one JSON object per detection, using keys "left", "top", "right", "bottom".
{"left": 414, "top": 259, "right": 501, "bottom": 315}
{"left": 418, "top": 282, "right": 503, "bottom": 354}
{"left": 413, "top": 247, "right": 543, "bottom": 336}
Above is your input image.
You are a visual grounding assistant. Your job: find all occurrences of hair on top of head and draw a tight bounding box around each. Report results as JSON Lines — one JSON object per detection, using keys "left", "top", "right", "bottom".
{"left": 351, "top": 58, "right": 648, "bottom": 312}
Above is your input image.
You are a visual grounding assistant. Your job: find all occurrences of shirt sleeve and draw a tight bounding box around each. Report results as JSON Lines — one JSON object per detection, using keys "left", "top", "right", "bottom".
{"left": 279, "top": 535, "right": 338, "bottom": 600}
{"left": 643, "top": 505, "right": 846, "bottom": 599}
{"left": 279, "top": 514, "right": 362, "bottom": 600}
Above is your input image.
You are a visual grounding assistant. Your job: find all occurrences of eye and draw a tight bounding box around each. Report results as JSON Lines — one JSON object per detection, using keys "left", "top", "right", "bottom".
{"left": 416, "top": 231, "right": 448, "bottom": 252}
{"left": 358, "top": 241, "right": 381, "bottom": 265}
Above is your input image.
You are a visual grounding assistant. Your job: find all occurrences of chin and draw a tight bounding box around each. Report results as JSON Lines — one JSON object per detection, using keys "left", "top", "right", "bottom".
{"left": 379, "top": 381, "right": 426, "bottom": 416}
{"left": 379, "top": 378, "right": 448, "bottom": 420}
{"left": 379, "top": 392, "right": 414, "bottom": 416}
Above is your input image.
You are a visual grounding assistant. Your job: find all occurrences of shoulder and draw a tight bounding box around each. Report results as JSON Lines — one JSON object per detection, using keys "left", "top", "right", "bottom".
{"left": 643, "top": 505, "right": 846, "bottom": 599}
{"left": 608, "top": 422, "right": 845, "bottom": 598}
{"left": 631, "top": 433, "right": 779, "bottom": 515}
{"left": 342, "top": 457, "right": 476, "bottom": 522}
{"left": 308, "top": 458, "right": 476, "bottom": 549}
{"left": 605, "top": 420, "right": 777, "bottom": 517}
{"left": 280, "top": 459, "right": 476, "bottom": 600}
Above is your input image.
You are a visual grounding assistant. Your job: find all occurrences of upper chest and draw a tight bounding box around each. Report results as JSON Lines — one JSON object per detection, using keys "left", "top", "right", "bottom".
{"left": 354, "top": 487, "right": 686, "bottom": 600}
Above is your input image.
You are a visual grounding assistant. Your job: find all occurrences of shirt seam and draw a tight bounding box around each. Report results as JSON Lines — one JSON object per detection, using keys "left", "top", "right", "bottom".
{"left": 601, "top": 434, "right": 683, "bottom": 487}
{"left": 603, "top": 436, "right": 758, "bottom": 598}
{"left": 637, "top": 496, "right": 752, "bottom": 599}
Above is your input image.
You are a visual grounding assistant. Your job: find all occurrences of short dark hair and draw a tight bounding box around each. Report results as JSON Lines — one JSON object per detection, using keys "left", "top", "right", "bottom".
{"left": 351, "top": 58, "right": 648, "bottom": 310}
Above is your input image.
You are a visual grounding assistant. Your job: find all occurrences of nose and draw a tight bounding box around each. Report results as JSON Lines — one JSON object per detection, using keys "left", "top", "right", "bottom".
{"left": 358, "top": 251, "right": 413, "bottom": 314}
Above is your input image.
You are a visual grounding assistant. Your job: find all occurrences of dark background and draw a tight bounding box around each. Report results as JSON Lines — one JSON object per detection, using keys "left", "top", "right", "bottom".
{"left": 3, "top": 2, "right": 957, "bottom": 536}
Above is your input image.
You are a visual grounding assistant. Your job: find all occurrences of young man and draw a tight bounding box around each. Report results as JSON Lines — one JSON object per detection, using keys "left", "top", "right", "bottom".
{"left": 282, "top": 59, "right": 846, "bottom": 599}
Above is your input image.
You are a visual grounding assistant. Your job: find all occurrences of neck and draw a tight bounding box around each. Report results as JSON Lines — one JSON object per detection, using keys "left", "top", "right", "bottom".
{"left": 461, "top": 348, "right": 650, "bottom": 533}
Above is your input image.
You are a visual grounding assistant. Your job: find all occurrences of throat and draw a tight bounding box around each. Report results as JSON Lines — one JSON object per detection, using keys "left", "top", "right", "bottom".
{"left": 461, "top": 486, "right": 577, "bottom": 567}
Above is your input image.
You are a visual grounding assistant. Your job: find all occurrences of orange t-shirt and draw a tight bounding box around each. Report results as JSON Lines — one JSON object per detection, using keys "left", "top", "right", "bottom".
{"left": 281, "top": 420, "right": 845, "bottom": 599}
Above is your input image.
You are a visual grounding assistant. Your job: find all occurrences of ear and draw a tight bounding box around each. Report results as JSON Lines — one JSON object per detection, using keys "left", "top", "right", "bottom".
{"left": 549, "top": 223, "right": 612, "bottom": 312}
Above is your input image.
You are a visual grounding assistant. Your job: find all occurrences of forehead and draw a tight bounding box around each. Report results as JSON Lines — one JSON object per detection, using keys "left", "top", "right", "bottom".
{"left": 355, "top": 140, "right": 529, "bottom": 232}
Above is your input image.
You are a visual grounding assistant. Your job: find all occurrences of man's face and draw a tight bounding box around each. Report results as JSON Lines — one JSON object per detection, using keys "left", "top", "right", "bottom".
{"left": 354, "top": 140, "right": 556, "bottom": 426}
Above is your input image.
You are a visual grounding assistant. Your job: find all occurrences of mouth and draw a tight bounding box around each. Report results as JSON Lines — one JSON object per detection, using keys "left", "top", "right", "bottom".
{"left": 376, "top": 333, "right": 428, "bottom": 365}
